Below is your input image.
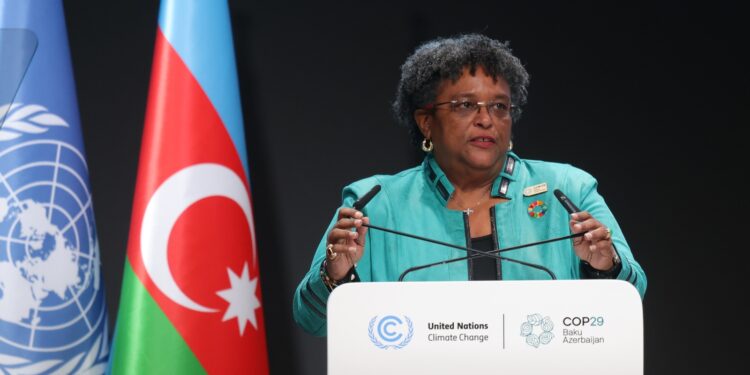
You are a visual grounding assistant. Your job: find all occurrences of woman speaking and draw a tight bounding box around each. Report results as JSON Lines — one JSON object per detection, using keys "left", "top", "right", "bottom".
{"left": 293, "top": 34, "right": 646, "bottom": 336}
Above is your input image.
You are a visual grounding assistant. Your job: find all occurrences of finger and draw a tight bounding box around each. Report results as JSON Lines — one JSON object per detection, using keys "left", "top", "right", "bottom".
{"left": 569, "top": 218, "right": 590, "bottom": 234}
{"left": 572, "top": 217, "right": 603, "bottom": 234}
{"left": 330, "top": 242, "right": 358, "bottom": 256}
{"left": 569, "top": 212, "right": 593, "bottom": 233}
{"left": 332, "top": 243, "right": 361, "bottom": 266}
{"left": 569, "top": 220, "right": 583, "bottom": 234}
{"left": 583, "top": 226, "right": 612, "bottom": 243}
{"left": 327, "top": 228, "right": 359, "bottom": 244}
{"left": 570, "top": 211, "right": 591, "bottom": 222}
{"left": 325, "top": 243, "right": 359, "bottom": 273}
{"left": 569, "top": 220, "right": 585, "bottom": 246}
{"left": 587, "top": 239, "right": 614, "bottom": 254}
{"left": 573, "top": 240, "right": 596, "bottom": 263}
{"left": 356, "top": 217, "right": 369, "bottom": 246}
{"left": 337, "top": 207, "right": 363, "bottom": 220}
{"left": 334, "top": 217, "right": 363, "bottom": 229}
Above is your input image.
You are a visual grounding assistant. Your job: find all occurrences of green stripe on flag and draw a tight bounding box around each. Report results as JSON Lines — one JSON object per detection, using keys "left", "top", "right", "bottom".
{"left": 109, "top": 260, "right": 205, "bottom": 374}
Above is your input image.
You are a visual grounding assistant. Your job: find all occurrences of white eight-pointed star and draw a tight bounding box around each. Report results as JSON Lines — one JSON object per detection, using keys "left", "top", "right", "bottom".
{"left": 216, "top": 262, "right": 261, "bottom": 335}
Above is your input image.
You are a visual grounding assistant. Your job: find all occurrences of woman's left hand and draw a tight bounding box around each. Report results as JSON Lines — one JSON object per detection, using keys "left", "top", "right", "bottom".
{"left": 569, "top": 211, "right": 618, "bottom": 271}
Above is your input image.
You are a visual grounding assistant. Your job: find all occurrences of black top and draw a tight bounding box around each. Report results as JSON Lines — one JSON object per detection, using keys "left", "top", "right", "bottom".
{"left": 469, "top": 234, "right": 499, "bottom": 280}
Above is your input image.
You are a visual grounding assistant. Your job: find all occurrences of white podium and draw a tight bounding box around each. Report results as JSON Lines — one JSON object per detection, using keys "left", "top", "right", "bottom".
{"left": 327, "top": 280, "right": 642, "bottom": 375}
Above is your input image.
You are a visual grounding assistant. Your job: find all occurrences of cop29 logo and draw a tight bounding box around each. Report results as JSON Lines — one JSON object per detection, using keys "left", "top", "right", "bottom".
{"left": 520, "top": 313, "right": 555, "bottom": 348}
{"left": 368, "top": 315, "right": 414, "bottom": 350}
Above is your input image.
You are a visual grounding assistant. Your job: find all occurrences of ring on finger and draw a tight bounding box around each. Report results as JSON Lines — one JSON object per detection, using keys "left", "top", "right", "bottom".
{"left": 604, "top": 227, "right": 612, "bottom": 241}
{"left": 326, "top": 243, "right": 338, "bottom": 261}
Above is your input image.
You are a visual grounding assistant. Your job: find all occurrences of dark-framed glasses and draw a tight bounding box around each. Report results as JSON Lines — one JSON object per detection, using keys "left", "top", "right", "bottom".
{"left": 424, "top": 100, "right": 516, "bottom": 120}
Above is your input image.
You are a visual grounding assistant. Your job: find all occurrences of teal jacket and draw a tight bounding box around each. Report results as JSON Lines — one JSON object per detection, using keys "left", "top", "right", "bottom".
{"left": 293, "top": 153, "right": 647, "bottom": 336}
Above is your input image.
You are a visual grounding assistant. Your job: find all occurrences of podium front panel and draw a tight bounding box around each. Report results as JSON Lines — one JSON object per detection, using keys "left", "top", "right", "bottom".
{"left": 327, "top": 280, "right": 642, "bottom": 374}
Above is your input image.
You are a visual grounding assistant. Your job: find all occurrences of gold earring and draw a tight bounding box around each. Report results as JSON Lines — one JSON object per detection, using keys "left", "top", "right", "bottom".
{"left": 508, "top": 140, "right": 513, "bottom": 151}
{"left": 421, "top": 138, "right": 433, "bottom": 152}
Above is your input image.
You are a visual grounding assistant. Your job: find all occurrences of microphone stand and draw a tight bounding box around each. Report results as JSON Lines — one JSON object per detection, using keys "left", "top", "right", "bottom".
{"left": 363, "top": 222, "right": 507, "bottom": 262}
{"left": 397, "top": 232, "right": 585, "bottom": 281}
{"left": 400, "top": 254, "right": 558, "bottom": 281}
{"left": 361, "top": 222, "right": 584, "bottom": 281}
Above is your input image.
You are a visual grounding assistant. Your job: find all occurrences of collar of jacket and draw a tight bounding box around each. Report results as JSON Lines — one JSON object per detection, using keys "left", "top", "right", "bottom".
{"left": 422, "top": 151, "right": 521, "bottom": 206}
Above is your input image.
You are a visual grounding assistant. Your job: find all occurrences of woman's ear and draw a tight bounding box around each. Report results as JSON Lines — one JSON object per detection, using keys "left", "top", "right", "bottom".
{"left": 414, "top": 109, "right": 431, "bottom": 139}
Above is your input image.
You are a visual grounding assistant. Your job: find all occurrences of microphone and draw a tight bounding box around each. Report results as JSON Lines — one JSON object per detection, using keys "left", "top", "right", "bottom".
{"left": 349, "top": 184, "right": 584, "bottom": 281}
{"left": 553, "top": 188, "right": 582, "bottom": 246}
{"left": 353, "top": 184, "right": 381, "bottom": 211}
{"left": 553, "top": 189, "right": 580, "bottom": 214}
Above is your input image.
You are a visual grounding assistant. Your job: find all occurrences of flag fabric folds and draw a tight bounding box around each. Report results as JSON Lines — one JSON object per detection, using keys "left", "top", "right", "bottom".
{"left": 108, "top": 0, "right": 269, "bottom": 373}
{"left": 0, "top": 1, "right": 110, "bottom": 374}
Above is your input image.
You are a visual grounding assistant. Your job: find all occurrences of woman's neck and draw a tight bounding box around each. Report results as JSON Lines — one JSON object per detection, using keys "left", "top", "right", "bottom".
{"left": 449, "top": 176, "right": 494, "bottom": 196}
{"left": 432, "top": 148, "right": 506, "bottom": 190}
{"left": 438, "top": 159, "right": 502, "bottom": 194}
{"left": 443, "top": 166, "right": 497, "bottom": 211}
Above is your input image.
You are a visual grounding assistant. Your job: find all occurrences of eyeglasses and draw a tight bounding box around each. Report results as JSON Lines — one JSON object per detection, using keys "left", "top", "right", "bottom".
{"left": 424, "top": 100, "right": 517, "bottom": 120}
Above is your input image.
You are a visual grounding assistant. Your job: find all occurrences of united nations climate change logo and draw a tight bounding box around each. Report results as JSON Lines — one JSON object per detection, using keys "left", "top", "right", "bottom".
{"left": 368, "top": 315, "right": 414, "bottom": 350}
{"left": 0, "top": 104, "right": 108, "bottom": 374}
{"left": 520, "top": 313, "right": 554, "bottom": 348}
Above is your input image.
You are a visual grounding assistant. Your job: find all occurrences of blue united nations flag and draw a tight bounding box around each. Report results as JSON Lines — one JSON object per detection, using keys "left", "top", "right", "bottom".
{"left": 1, "top": 1, "right": 109, "bottom": 373}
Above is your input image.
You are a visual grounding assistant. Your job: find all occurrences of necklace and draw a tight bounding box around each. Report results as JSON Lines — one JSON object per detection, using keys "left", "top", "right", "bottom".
{"left": 451, "top": 188, "right": 492, "bottom": 215}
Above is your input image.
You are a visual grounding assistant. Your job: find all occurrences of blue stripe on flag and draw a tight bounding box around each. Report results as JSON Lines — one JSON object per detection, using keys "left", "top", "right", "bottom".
{"left": 158, "top": 0, "right": 250, "bottom": 177}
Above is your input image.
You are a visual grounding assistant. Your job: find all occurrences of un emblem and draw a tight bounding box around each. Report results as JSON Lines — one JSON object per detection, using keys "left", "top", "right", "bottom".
{"left": 368, "top": 315, "right": 414, "bottom": 350}
{"left": 1, "top": 106, "right": 108, "bottom": 374}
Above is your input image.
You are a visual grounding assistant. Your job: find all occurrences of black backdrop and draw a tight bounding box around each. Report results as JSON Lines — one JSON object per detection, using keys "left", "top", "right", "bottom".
{"left": 61, "top": 1, "right": 746, "bottom": 373}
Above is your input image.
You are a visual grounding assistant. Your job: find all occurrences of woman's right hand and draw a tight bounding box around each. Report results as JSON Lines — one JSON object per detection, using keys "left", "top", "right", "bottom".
{"left": 325, "top": 207, "right": 369, "bottom": 280}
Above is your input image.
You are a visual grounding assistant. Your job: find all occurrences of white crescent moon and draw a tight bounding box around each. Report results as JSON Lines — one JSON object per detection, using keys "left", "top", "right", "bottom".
{"left": 140, "top": 163, "right": 257, "bottom": 313}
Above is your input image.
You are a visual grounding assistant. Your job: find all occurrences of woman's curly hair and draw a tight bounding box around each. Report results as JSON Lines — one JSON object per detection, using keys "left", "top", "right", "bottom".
{"left": 392, "top": 34, "right": 530, "bottom": 145}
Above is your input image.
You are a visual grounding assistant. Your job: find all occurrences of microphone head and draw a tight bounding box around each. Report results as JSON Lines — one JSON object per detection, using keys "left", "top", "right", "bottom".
{"left": 353, "top": 184, "right": 381, "bottom": 211}
{"left": 553, "top": 189, "right": 564, "bottom": 199}
{"left": 553, "top": 189, "right": 580, "bottom": 214}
